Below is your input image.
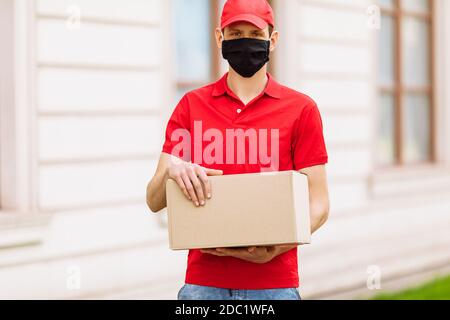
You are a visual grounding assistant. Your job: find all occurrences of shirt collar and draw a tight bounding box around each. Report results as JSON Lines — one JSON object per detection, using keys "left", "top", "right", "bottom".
{"left": 212, "top": 72, "right": 282, "bottom": 99}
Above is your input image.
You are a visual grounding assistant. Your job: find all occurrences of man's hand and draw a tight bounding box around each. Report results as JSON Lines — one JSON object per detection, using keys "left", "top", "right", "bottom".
{"left": 166, "top": 155, "right": 223, "bottom": 207}
{"left": 200, "top": 245, "right": 298, "bottom": 264}
{"left": 146, "top": 153, "right": 223, "bottom": 213}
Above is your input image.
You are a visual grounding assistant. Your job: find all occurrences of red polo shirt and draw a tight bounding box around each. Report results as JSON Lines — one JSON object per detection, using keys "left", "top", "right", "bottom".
{"left": 162, "top": 72, "right": 328, "bottom": 290}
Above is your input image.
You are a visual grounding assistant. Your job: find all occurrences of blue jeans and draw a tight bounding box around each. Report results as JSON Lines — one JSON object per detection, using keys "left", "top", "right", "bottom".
{"left": 177, "top": 284, "right": 301, "bottom": 300}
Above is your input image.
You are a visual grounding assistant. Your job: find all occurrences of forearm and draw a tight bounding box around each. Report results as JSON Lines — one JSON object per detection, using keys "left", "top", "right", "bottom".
{"left": 146, "top": 154, "right": 171, "bottom": 213}
{"left": 299, "top": 165, "right": 330, "bottom": 234}
{"left": 269, "top": 204, "right": 329, "bottom": 260}
{"left": 267, "top": 207, "right": 328, "bottom": 262}
{"left": 310, "top": 200, "right": 329, "bottom": 234}
{"left": 146, "top": 170, "right": 169, "bottom": 213}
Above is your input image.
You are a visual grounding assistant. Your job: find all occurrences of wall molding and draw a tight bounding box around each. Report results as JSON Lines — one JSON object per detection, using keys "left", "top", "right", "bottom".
{"left": 36, "top": 13, "right": 161, "bottom": 29}
{"left": 0, "top": 212, "right": 51, "bottom": 250}
{"left": 0, "top": 0, "right": 51, "bottom": 247}
{"left": 435, "top": 0, "right": 450, "bottom": 165}
{"left": 0, "top": 0, "right": 37, "bottom": 211}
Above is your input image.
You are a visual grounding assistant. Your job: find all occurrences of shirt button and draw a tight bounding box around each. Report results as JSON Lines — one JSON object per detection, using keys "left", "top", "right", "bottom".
{"left": 236, "top": 109, "right": 242, "bottom": 114}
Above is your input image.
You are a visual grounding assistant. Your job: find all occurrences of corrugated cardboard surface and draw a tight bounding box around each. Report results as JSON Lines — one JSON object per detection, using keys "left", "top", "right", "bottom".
{"left": 166, "top": 171, "right": 311, "bottom": 250}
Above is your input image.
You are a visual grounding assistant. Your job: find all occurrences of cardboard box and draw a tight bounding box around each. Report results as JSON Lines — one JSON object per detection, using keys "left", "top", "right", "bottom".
{"left": 166, "top": 171, "right": 311, "bottom": 250}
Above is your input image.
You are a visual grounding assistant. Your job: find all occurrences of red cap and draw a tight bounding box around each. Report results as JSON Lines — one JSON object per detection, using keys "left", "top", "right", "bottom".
{"left": 221, "top": 0, "right": 275, "bottom": 30}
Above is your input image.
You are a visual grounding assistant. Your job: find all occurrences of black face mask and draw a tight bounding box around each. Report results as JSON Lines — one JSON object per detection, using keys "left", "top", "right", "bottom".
{"left": 222, "top": 38, "right": 270, "bottom": 78}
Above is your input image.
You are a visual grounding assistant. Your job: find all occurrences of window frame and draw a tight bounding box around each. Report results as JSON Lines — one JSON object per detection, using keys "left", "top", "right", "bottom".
{"left": 174, "top": 0, "right": 222, "bottom": 93}
{"left": 377, "top": 0, "right": 436, "bottom": 167}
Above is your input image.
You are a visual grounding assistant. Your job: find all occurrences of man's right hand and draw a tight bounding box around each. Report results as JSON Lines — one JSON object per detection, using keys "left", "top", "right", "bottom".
{"left": 166, "top": 156, "right": 223, "bottom": 207}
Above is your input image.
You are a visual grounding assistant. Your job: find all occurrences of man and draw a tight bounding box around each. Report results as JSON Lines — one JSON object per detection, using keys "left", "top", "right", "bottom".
{"left": 146, "top": 0, "right": 329, "bottom": 300}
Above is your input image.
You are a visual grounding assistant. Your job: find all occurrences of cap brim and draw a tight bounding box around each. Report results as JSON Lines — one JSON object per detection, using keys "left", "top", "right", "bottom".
{"left": 221, "top": 14, "right": 268, "bottom": 30}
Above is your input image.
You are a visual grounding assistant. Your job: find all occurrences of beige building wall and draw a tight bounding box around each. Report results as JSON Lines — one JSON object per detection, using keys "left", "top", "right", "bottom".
{"left": 0, "top": 0, "right": 185, "bottom": 299}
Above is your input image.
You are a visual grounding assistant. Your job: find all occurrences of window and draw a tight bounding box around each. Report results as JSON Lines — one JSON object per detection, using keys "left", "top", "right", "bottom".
{"left": 376, "top": 0, "right": 435, "bottom": 166}
{"left": 172, "top": 0, "right": 221, "bottom": 100}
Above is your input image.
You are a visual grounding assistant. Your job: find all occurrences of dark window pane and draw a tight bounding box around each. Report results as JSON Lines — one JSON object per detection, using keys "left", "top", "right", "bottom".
{"left": 402, "top": 17, "right": 430, "bottom": 87}
{"left": 403, "top": 94, "right": 431, "bottom": 163}
{"left": 173, "top": 0, "right": 211, "bottom": 83}
{"left": 401, "top": 0, "right": 429, "bottom": 13}
{"left": 377, "top": 94, "right": 396, "bottom": 166}
{"left": 377, "top": 0, "right": 395, "bottom": 9}
{"left": 378, "top": 15, "right": 396, "bottom": 87}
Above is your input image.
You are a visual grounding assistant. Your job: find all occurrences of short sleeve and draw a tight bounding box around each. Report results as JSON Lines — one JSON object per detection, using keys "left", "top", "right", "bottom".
{"left": 292, "top": 102, "right": 328, "bottom": 170}
{"left": 162, "top": 95, "right": 191, "bottom": 160}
